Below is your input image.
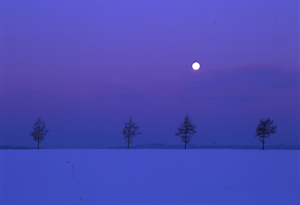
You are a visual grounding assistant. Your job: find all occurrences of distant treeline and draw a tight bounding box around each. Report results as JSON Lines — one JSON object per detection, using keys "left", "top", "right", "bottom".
{"left": 1, "top": 144, "right": 299, "bottom": 150}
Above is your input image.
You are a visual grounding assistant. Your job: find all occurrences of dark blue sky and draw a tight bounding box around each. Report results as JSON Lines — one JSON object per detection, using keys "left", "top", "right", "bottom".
{"left": 0, "top": 0, "right": 299, "bottom": 148}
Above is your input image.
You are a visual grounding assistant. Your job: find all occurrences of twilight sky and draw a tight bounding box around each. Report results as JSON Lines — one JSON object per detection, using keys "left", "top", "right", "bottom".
{"left": 0, "top": 0, "right": 299, "bottom": 148}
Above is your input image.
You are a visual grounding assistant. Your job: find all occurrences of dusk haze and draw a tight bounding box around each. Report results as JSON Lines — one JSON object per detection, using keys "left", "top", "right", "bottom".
{"left": 1, "top": 0, "right": 299, "bottom": 149}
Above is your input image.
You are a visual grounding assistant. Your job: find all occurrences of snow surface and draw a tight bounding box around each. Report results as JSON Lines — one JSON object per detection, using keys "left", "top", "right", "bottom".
{"left": 0, "top": 149, "right": 299, "bottom": 204}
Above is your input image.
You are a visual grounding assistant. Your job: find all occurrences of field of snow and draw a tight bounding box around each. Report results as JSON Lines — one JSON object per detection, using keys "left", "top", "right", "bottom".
{"left": 0, "top": 149, "right": 299, "bottom": 204}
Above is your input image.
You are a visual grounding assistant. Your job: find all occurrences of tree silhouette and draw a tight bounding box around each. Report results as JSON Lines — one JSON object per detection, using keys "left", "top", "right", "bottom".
{"left": 175, "top": 114, "right": 197, "bottom": 149}
{"left": 255, "top": 118, "right": 277, "bottom": 150}
{"left": 123, "top": 116, "right": 142, "bottom": 149}
{"left": 30, "top": 117, "right": 49, "bottom": 149}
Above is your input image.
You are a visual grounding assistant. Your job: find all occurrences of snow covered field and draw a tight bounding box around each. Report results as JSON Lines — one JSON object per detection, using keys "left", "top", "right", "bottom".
{"left": 0, "top": 149, "right": 299, "bottom": 204}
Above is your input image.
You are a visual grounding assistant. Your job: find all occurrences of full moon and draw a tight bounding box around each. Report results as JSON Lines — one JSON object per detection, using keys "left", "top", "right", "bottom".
{"left": 192, "top": 62, "right": 200, "bottom": 70}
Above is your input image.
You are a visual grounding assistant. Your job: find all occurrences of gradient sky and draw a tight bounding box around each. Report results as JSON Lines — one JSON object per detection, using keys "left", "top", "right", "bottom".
{"left": 0, "top": 0, "right": 299, "bottom": 148}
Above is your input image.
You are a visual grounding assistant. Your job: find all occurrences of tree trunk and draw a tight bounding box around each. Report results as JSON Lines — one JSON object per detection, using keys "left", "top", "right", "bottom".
{"left": 184, "top": 135, "right": 186, "bottom": 149}
{"left": 128, "top": 126, "right": 131, "bottom": 149}
{"left": 262, "top": 136, "right": 264, "bottom": 150}
{"left": 38, "top": 132, "right": 39, "bottom": 149}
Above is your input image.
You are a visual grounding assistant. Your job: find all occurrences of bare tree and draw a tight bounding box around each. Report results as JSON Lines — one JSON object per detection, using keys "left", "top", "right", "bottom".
{"left": 255, "top": 118, "right": 277, "bottom": 150}
{"left": 123, "top": 116, "right": 142, "bottom": 149}
{"left": 175, "top": 114, "right": 197, "bottom": 149}
{"left": 30, "top": 117, "right": 49, "bottom": 149}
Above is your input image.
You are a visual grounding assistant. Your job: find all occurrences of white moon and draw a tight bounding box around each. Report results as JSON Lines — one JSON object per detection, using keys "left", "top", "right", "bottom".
{"left": 192, "top": 62, "right": 200, "bottom": 70}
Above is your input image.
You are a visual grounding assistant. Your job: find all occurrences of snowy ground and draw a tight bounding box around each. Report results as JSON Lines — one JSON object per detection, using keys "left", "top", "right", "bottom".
{"left": 0, "top": 149, "right": 299, "bottom": 205}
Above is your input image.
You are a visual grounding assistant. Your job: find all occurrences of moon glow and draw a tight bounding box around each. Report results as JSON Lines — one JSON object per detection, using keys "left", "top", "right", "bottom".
{"left": 192, "top": 62, "right": 200, "bottom": 70}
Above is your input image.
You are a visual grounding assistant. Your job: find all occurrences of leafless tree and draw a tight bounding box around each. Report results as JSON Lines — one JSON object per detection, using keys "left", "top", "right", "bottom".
{"left": 123, "top": 116, "right": 142, "bottom": 149}
{"left": 175, "top": 114, "right": 197, "bottom": 149}
{"left": 30, "top": 117, "right": 49, "bottom": 149}
{"left": 255, "top": 118, "right": 277, "bottom": 150}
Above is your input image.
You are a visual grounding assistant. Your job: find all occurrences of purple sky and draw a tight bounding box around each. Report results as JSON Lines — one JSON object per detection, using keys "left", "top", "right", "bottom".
{"left": 0, "top": 0, "right": 299, "bottom": 148}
